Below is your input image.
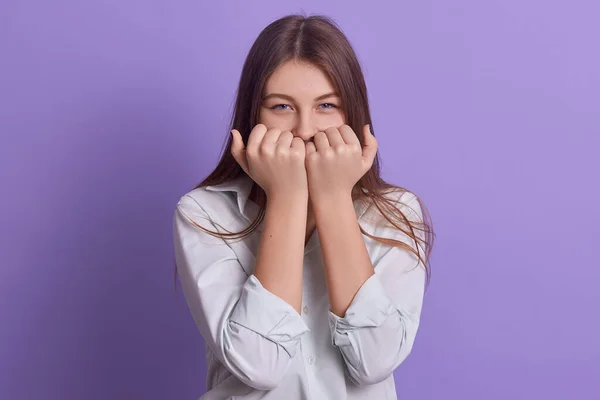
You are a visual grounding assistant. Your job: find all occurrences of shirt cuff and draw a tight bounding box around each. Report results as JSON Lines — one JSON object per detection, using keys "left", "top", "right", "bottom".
{"left": 328, "top": 273, "right": 395, "bottom": 348}
{"left": 229, "top": 274, "right": 310, "bottom": 357}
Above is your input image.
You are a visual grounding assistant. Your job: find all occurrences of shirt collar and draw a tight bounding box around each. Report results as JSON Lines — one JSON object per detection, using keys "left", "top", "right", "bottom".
{"left": 204, "top": 174, "right": 370, "bottom": 223}
{"left": 204, "top": 174, "right": 255, "bottom": 221}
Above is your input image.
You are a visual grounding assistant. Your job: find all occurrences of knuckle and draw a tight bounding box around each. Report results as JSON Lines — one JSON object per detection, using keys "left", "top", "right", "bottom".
{"left": 261, "top": 147, "right": 274, "bottom": 157}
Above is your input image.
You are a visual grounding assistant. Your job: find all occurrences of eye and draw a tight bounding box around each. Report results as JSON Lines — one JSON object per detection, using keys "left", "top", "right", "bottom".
{"left": 268, "top": 103, "right": 339, "bottom": 111}
{"left": 270, "top": 104, "right": 292, "bottom": 110}
{"left": 319, "top": 103, "right": 338, "bottom": 109}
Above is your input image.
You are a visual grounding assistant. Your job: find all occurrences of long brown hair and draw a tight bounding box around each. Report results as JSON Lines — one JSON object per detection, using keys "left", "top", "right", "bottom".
{"left": 174, "top": 13, "right": 435, "bottom": 291}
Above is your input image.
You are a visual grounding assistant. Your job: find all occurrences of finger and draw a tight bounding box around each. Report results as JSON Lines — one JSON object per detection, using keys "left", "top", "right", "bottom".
{"left": 276, "top": 130, "right": 294, "bottom": 149}
{"left": 262, "top": 127, "right": 282, "bottom": 147}
{"left": 246, "top": 124, "right": 268, "bottom": 152}
{"left": 230, "top": 129, "right": 249, "bottom": 174}
{"left": 338, "top": 124, "right": 360, "bottom": 146}
{"left": 361, "top": 123, "right": 378, "bottom": 169}
{"left": 324, "top": 126, "right": 345, "bottom": 147}
{"left": 291, "top": 136, "right": 306, "bottom": 153}
{"left": 313, "top": 131, "right": 330, "bottom": 152}
{"left": 305, "top": 141, "right": 317, "bottom": 157}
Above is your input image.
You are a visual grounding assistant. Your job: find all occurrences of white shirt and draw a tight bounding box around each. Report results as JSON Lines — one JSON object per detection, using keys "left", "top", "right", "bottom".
{"left": 173, "top": 174, "right": 426, "bottom": 400}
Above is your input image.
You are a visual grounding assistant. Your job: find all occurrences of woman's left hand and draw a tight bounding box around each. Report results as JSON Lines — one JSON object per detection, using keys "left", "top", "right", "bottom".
{"left": 305, "top": 124, "right": 378, "bottom": 200}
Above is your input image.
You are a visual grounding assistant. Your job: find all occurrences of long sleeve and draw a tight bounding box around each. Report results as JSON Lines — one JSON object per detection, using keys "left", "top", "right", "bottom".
{"left": 173, "top": 194, "right": 310, "bottom": 391}
{"left": 327, "top": 192, "right": 427, "bottom": 386}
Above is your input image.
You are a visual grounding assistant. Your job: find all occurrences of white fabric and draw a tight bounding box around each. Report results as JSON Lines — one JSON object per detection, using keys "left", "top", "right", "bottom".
{"left": 173, "top": 174, "right": 426, "bottom": 400}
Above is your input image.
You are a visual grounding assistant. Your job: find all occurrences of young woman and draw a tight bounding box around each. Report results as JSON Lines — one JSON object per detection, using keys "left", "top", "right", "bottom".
{"left": 173, "top": 13, "right": 434, "bottom": 400}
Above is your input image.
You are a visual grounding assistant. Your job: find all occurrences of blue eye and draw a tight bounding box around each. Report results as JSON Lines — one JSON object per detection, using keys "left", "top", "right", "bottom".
{"left": 271, "top": 104, "right": 291, "bottom": 110}
{"left": 320, "top": 103, "right": 337, "bottom": 109}
{"left": 269, "top": 103, "right": 338, "bottom": 111}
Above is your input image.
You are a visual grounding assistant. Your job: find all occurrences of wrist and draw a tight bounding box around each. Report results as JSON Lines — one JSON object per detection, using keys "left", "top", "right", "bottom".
{"left": 311, "top": 191, "right": 352, "bottom": 213}
{"left": 267, "top": 190, "right": 309, "bottom": 206}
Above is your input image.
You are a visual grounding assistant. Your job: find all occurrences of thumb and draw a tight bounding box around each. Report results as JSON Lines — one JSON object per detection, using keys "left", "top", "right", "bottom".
{"left": 361, "top": 124, "right": 378, "bottom": 171}
{"left": 230, "top": 129, "right": 249, "bottom": 174}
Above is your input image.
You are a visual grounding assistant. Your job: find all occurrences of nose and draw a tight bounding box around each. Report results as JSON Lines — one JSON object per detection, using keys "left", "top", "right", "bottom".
{"left": 293, "top": 114, "right": 318, "bottom": 143}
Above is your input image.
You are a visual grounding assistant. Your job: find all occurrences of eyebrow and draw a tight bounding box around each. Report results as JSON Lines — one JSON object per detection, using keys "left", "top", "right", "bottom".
{"left": 262, "top": 92, "right": 340, "bottom": 102}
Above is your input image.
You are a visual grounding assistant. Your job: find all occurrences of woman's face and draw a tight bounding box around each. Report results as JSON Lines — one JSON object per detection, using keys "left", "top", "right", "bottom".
{"left": 259, "top": 60, "right": 346, "bottom": 144}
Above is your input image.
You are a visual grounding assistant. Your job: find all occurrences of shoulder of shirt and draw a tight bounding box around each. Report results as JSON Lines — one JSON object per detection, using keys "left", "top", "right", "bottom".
{"left": 364, "top": 187, "right": 420, "bottom": 214}
{"left": 383, "top": 187, "right": 418, "bottom": 204}
{"left": 357, "top": 187, "right": 423, "bottom": 233}
{"left": 175, "top": 184, "right": 421, "bottom": 229}
{"left": 175, "top": 185, "right": 239, "bottom": 226}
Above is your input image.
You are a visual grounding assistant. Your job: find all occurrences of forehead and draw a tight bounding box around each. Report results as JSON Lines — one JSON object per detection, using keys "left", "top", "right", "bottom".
{"left": 264, "top": 60, "right": 336, "bottom": 95}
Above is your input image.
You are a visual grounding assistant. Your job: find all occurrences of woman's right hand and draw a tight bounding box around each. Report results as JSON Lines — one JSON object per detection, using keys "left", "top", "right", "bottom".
{"left": 231, "top": 124, "right": 308, "bottom": 199}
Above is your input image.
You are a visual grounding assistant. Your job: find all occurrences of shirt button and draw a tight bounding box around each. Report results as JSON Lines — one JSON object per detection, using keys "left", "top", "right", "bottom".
{"left": 308, "top": 356, "right": 316, "bottom": 365}
{"left": 303, "top": 305, "right": 309, "bottom": 314}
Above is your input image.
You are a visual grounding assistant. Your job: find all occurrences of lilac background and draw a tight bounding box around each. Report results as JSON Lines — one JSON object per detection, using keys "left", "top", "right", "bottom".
{"left": 1, "top": 1, "right": 598, "bottom": 399}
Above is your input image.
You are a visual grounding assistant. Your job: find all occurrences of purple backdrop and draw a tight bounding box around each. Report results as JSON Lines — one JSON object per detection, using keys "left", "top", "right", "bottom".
{"left": 1, "top": 1, "right": 598, "bottom": 399}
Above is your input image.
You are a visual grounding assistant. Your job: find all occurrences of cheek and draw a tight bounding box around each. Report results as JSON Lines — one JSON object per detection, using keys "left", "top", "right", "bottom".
{"left": 258, "top": 107, "right": 278, "bottom": 121}
{"left": 324, "top": 110, "right": 346, "bottom": 126}
{"left": 258, "top": 110, "right": 293, "bottom": 130}
{"left": 257, "top": 109, "right": 268, "bottom": 125}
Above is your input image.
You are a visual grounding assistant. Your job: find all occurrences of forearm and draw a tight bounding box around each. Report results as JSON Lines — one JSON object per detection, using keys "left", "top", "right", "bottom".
{"left": 254, "top": 191, "right": 308, "bottom": 314}
{"left": 312, "top": 193, "right": 374, "bottom": 317}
